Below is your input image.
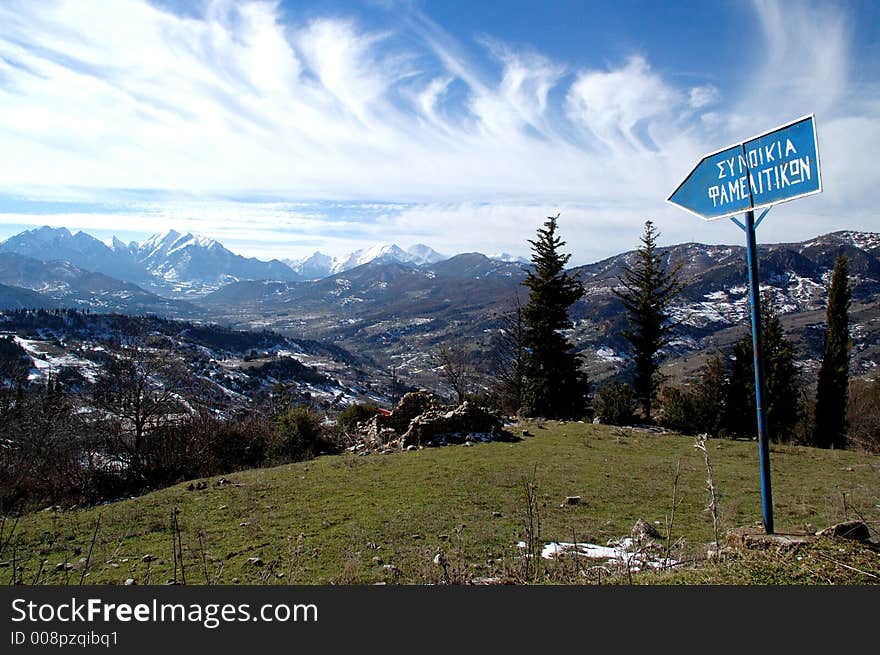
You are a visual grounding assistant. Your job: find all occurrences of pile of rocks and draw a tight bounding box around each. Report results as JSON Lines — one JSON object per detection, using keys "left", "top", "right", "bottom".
{"left": 351, "top": 390, "right": 512, "bottom": 453}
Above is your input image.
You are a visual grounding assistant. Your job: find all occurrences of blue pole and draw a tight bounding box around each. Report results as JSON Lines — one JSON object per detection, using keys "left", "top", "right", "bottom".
{"left": 744, "top": 209, "right": 774, "bottom": 534}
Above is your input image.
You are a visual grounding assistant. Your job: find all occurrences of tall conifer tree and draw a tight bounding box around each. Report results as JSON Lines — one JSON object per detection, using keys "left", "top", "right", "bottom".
{"left": 813, "top": 255, "right": 851, "bottom": 448}
{"left": 520, "top": 215, "right": 588, "bottom": 419}
{"left": 614, "top": 221, "right": 682, "bottom": 422}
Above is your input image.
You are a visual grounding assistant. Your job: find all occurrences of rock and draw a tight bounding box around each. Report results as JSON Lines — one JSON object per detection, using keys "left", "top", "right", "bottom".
{"left": 401, "top": 401, "right": 507, "bottom": 447}
{"left": 726, "top": 526, "right": 815, "bottom": 550}
{"left": 124, "top": 578, "right": 136, "bottom": 586}
{"left": 55, "top": 562, "right": 73, "bottom": 571}
{"left": 231, "top": 577, "right": 240, "bottom": 584}
{"left": 381, "top": 564, "right": 402, "bottom": 577}
{"left": 471, "top": 576, "right": 503, "bottom": 585}
{"left": 353, "top": 391, "right": 515, "bottom": 452}
{"left": 246, "top": 557, "right": 264, "bottom": 566}
{"left": 632, "top": 518, "right": 662, "bottom": 540}
{"left": 372, "top": 556, "right": 383, "bottom": 565}
{"left": 411, "top": 534, "right": 422, "bottom": 540}
{"left": 816, "top": 520, "right": 871, "bottom": 542}
{"left": 566, "top": 496, "right": 581, "bottom": 506}
{"left": 492, "top": 511, "right": 502, "bottom": 517}
{"left": 438, "top": 534, "right": 450, "bottom": 541}
{"left": 141, "top": 554, "right": 156, "bottom": 563}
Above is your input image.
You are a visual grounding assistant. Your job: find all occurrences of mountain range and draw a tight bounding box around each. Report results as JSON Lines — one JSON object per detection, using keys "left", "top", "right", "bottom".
{"left": 0, "top": 225, "right": 878, "bottom": 388}
{"left": 0, "top": 226, "right": 449, "bottom": 295}
{"left": 285, "top": 243, "right": 446, "bottom": 278}
{"left": 0, "top": 227, "right": 299, "bottom": 297}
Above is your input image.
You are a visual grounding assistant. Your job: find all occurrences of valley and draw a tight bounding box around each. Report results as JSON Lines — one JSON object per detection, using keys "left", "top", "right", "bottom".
{"left": 0, "top": 226, "right": 878, "bottom": 396}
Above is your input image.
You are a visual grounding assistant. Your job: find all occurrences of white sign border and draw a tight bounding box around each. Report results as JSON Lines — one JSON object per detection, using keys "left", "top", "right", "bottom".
{"left": 666, "top": 114, "right": 823, "bottom": 222}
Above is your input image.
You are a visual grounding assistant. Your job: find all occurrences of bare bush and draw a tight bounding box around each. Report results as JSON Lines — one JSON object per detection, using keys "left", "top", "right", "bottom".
{"left": 847, "top": 378, "right": 880, "bottom": 453}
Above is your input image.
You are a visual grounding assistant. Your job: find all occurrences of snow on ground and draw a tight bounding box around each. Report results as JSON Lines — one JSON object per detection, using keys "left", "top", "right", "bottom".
{"left": 595, "top": 346, "right": 623, "bottom": 363}
{"left": 517, "top": 538, "right": 676, "bottom": 571}
{"left": 11, "top": 336, "right": 101, "bottom": 383}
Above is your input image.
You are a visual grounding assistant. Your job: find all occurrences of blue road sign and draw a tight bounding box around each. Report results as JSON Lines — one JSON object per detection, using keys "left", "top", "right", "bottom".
{"left": 667, "top": 115, "right": 822, "bottom": 220}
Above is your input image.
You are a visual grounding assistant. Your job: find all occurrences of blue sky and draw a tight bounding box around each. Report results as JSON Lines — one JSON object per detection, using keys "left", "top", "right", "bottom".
{"left": 0, "top": 0, "right": 877, "bottom": 264}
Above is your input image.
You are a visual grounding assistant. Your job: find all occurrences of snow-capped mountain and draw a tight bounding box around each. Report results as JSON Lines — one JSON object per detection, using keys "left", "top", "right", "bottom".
{"left": 329, "top": 243, "right": 445, "bottom": 274}
{"left": 405, "top": 244, "right": 446, "bottom": 265}
{"left": 284, "top": 251, "right": 334, "bottom": 280}
{"left": 0, "top": 227, "right": 300, "bottom": 297}
{"left": 489, "top": 252, "right": 530, "bottom": 264}
{"left": 285, "top": 243, "right": 446, "bottom": 278}
{"left": 0, "top": 226, "right": 151, "bottom": 285}
{"left": 132, "top": 229, "right": 298, "bottom": 294}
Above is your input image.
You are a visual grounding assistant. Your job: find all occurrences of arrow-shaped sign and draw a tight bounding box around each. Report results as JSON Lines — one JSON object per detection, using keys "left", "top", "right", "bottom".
{"left": 667, "top": 115, "right": 822, "bottom": 221}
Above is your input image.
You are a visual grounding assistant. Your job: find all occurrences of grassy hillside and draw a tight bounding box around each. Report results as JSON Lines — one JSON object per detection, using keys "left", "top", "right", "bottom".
{"left": 2, "top": 422, "right": 878, "bottom": 585}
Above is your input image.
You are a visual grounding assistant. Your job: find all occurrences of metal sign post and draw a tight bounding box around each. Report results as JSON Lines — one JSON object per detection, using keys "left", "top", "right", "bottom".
{"left": 667, "top": 115, "right": 822, "bottom": 535}
{"left": 741, "top": 208, "right": 774, "bottom": 533}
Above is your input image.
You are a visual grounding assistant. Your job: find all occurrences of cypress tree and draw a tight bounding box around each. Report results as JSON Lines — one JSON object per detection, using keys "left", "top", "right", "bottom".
{"left": 520, "top": 214, "right": 588, "bottom": 419}
{"left": 813, "top": 255, "right": 851, "bottom": 448}
{"left": 613, "top": 221, "right": 683, "bottom": 422}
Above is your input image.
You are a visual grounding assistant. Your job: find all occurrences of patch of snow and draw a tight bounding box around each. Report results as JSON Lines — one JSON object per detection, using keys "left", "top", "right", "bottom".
{"left": 595, "top": 346, "right": 623, "bottom": 363}
{"left": 517, "top": 538, "right": 676, "bottom": 571}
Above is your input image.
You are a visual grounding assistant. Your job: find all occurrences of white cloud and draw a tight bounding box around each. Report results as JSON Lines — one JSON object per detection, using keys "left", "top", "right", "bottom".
{"left": 0, "top": 0, "right": 875, "bottom": 263}
{"left": 565, "top": 56, "right": 682, "bottom": 152}
{"left": 688, "top": 85, "right": 720, "bottom": 110}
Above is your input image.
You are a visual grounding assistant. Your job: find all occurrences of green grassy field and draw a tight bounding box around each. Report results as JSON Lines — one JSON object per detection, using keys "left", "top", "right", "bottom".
{"left": 2, "top": 422, "right": 878, "bottom": 585}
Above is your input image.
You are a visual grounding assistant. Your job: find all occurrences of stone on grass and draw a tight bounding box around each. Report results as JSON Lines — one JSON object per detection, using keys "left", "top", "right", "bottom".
{"left": 816, "top": 520, "right": 871, "bottom": 542}
{"left": 632, "top": 518, "right": 662, "bottom": 540}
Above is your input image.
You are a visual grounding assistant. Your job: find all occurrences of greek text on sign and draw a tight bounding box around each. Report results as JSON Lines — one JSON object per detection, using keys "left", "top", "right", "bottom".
{"left": 667, "top": 115, "right": 822, "bottom": 221}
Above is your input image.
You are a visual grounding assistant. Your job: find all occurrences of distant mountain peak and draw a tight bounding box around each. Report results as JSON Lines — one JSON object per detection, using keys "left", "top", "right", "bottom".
{"left": 489, "top": 252, "right": 529, "bottom": 264}
{"left": 406, "top": 243, "right": 445, "bottom": 264}
{"left": 16, "top": 225, "right": 74, "bottom": 242}
{"left": 328, "top": 242, "right": 447, "bottom": 274}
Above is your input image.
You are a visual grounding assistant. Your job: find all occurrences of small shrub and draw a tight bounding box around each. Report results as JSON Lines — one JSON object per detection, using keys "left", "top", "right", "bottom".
{"left": 660, "top": 386, "right": 699, "bottom": 434}
{"left": 593, "top": 382, "right": 636, "bottom": 426}
{"left": 198, "top": 416, "right": 273, "bottom": 472}
{"left": 273, "top": 407, "right": 327, "bottom": 462}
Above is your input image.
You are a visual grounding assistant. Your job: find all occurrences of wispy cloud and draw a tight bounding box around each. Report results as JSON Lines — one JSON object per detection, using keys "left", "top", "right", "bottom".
{"left": 0, "top": 0, "right": 875, "bottom": 260}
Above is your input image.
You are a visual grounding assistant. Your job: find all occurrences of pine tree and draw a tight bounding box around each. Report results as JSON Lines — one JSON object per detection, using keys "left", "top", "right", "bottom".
{"left": 723, "top": 335, "right": 756, "bottom": 438}
{"left": 723, "top": 298, "right": 801, "bottom": 443}
{"left": 520, "top": 214, "right": 588, "bottom": 419}
{"left": 613, "top": 221, "right": 683, "bottom": 422}
{"left": 813, "top": 255, "right": 851, "bottom": 448}
{"left": 762, "top": 303, "right": 801, "bottom": 442}
{"left": 692, "top": 355, "right": 726, "bottom": 436}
